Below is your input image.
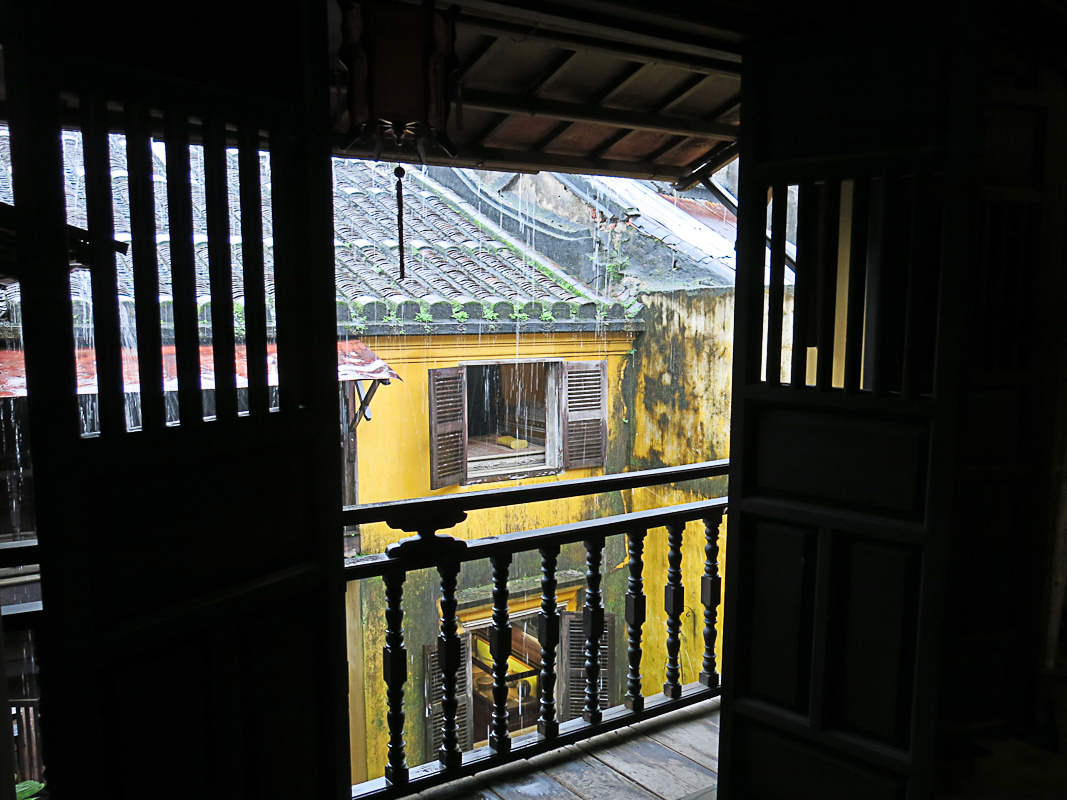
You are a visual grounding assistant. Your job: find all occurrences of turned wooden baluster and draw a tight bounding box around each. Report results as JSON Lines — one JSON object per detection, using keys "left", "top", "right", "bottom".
{"left": 625, "top": 528, "right": 648, "bottom": 711}
{"left": 490, "top": 553, "right": 513, "bottom": 753}
{"left": 437, "top": 562, "right": 463, "bottom": 769}
{"left": 583, "top": 536, "right": 606, "bottom": 723}
{"left": 382, "top": 570, "right": 408, "bottom": 785}
{"left": 538, "top": 545, "right": 561, "bottom": 737}
{"left": 663, "top": 520, "right": 685, "bottom": 698}
{"left": 700, "top": 511, "right": 724, "bottom": 688}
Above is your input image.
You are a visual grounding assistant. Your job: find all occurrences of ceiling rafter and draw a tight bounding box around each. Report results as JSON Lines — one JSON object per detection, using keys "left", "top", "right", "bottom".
{"left": 535, "top": 61, "right": 654, "bottom": 153}
{"left": 460, "top": 88, "right": 737, "bottom": 143}
{"left": 458, "top": 35, "right": 506, "bottom": 82}
{"left": 588, "top": 72, "right": 717, "bottom": 159}
{"left": 457, "top": 16, "right": 741, "bottom": 77}
{"left": 336, "top": 141, "right": 692, "bottom": 182}
{"left": 473, "top": 50, "right": 582, "bottom": 147}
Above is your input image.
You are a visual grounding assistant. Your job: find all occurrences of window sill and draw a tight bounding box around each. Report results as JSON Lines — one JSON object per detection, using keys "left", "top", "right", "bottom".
{"left": 462, "top": 467, "right": 563, "bottom": 486}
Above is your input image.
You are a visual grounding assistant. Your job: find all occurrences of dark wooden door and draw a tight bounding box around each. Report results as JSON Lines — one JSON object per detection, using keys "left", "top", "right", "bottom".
{"left": 3, "top": 2, "right": 349, "bottom": 798}
{"left": 718, "top": 11, "right": 998, "bottom": 799}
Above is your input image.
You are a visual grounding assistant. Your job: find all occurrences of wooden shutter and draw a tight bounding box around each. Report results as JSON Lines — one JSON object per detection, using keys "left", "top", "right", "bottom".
{"left": 558, "top": 611, "right": 615, "bottom": 722}
{"left": 428, "top": 367, "right": 467, "bottom": 489}
{"left": 423, "top": 634, "right": 473, "bottom": 757}
{"left": 561, "top": 361, "right": 607, "bottom": 469}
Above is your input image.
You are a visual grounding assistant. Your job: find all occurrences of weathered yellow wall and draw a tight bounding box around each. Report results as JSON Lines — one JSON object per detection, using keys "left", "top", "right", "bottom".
{"left": 350, "top": 330, "right": 636, "bottom": 779}
{"left": 354, "top": 331, "right": 637, "bottom": 551}
{"left": 349, "top": 289, "right": 792, "bottom": 781}
{"left": 622, "top": 288, "right": 791, "bottom": 691}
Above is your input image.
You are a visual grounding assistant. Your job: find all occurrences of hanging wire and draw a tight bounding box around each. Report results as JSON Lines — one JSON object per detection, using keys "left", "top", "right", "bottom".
{"left": 395, "top": 165, "right": 406, "bottom": 280}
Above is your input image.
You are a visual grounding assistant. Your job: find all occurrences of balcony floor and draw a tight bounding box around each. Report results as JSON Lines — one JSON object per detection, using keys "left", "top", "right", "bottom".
{"left": 418, "top": 699, "right": 721, "bottom": 800}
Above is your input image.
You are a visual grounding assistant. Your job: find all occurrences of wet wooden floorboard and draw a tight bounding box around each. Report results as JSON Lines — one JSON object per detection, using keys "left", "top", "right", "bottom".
{"left": 422, "top": 699, "right": 720, "bottom": 800}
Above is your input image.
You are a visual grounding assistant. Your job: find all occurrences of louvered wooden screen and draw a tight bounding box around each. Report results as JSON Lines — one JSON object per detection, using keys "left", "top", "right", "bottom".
{"left": 423, "top": 634, "right": 473, "bottom": 758}
{"left": 428, "top": 367, "right": 468, "bottom": 489}
{"left": 558, "top": 610, "right": 615, "bottom": 722}
{"left": 561, "top": 361, "right": 607, "bottom": 469}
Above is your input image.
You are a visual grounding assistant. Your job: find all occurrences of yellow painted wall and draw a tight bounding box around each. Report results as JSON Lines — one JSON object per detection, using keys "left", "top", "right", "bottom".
{"left": 354, "top": 330, "right": 638, "bottom": 552}
{"left": 350, "top": 330, "right": 637, "bottom": 780}
{"left": 348, "top": 290, "right": 792, "bottom": 782}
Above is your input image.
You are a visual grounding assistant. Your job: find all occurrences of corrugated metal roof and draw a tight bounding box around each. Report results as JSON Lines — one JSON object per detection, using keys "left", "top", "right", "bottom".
{"left": 0, "top": 339, "right": 399, "bottom": 397}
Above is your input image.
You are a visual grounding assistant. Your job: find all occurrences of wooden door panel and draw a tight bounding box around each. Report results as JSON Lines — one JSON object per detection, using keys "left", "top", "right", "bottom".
{"left": 733, "top": 721, "right": 905, "bottom": 800}
{"left": 720, "top": 13, "right": 967, "bottom": 798}
{"left": 753, "top": 408, "right": 929, "bottom": 519}
{"left": 739, "top": 518, "right": 816, "bottom": 713}
{"left": 825, "top": 537, "right": 920, "bottom": 747}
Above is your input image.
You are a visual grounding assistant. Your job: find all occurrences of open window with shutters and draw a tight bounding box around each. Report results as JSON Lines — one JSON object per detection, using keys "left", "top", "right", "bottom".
{"left": 427, "top": 359, "right": 607, "bottom": 488}
{"left": 558, "top": 610, "right": 616, "bottom": 722}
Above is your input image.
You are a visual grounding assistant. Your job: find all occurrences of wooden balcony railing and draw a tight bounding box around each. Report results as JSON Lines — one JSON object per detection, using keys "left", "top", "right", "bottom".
{"left": 343, "top": 459, "right": 728, "bottom": 799}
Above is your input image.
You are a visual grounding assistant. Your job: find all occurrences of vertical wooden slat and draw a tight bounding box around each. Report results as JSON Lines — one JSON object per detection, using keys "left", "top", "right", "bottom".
{"left": 81, "top": 94, "right": 127, "bottom": 435}
{"left": 699, "top": 512, "right": 723, "bottom": 688}
{"left": 582, "top": 536, "right": 606, "bottom": 724}
{"left": 538, "top": 545, "right": 561, "bottom": 738}
{"left": 382, "top": 570, "right": 408, "bottom": 786}
{"left": 862, "top": 177, "right": 886, "bottom": 393}
{"left": 902, "top": 175, "right": 932, "bottom": 399}
{"left": 437, "top": 562, "right": 463, "bottom": 769}
{"left": 238, "top": 125, "right": 269, "bottom": 416}
{"left": 489, "top": 553, "right": 512, "bottom": 753}
{"left": 624, "top": 528, "right": 647, "bottom": 711}
{"left": 125, "top": 103, "right": 166, "bottom": 431}
{"left": 843, "top": 176, "right": 871, "bottom": 393}
{"left": 203, "top": 116, "right": 238, "bottom": 421}
{"left": 791, "top": 182, "right": 817, "bottom": 387}
{"left": 0, "top": 615, "right": 15, "bottom": 800}
{"left": 815, "top": 181, "right": 841, "bottom": 391}
{"left": 869, "top": 175, "right": 908, "bottom": 396}
{"left": 765, "top": 183, "right": 788, "bottom": 385}
{"left": 663, "top": 521, "right": 685, "bottom": 698}
{"left": 164, "top": 109, "right": 203, "bottom": 426}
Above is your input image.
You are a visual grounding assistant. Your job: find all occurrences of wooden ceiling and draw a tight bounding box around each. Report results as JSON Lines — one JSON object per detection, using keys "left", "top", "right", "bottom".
{"left": 329, "top": 1, "right": 777, "bottom": 185}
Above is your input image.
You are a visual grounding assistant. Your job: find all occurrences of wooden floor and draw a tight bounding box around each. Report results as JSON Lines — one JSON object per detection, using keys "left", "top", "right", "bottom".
{"left": 414, "top": 699, "right": 721, "bottom": 800}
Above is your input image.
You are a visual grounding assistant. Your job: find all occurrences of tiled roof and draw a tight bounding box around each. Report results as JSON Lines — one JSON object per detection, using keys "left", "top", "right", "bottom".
{"left": 0, "top": 128, "right": 637, "bottom": 333}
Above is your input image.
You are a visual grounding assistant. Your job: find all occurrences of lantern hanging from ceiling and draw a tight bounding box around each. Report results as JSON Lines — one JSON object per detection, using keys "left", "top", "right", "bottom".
{"left": 338, "top": 0, "right": 460, "bottom": 161}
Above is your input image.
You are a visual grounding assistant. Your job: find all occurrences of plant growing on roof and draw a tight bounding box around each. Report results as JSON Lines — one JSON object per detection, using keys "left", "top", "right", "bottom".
{"left": 539, "top": 308, "right": 554, "bottom": 322}
{"left": 414, "top": 301, "right": 433, "bottom": 323}
{"left": 509, "top": 302, "right": 529, "bottom": 322}
{"left": 450, "top": 301, "right": 469, "bottom": 323}
{"left": 382, "top": 298, "right": 400, "bottom": 325}
{"left": 483, "top": 302, "right": 499, "bottom": 321}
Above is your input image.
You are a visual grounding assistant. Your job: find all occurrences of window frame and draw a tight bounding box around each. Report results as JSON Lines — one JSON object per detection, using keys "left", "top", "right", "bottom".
{"left": 427, "top": 357, "right": 609, "bottom": 489}
{"left": 459, "top": 358, "right": 562, "bottom": 486}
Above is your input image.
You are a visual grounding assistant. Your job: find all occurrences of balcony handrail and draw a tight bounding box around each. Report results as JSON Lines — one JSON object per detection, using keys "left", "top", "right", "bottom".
{"left": 341, "top": 458, "right": 728, "bottom": 530}
{"left": 344, "top": 496, "right": 727, "bottom": 581}
{"left": 346, "top": 461, "right": 729, "bottom": 800}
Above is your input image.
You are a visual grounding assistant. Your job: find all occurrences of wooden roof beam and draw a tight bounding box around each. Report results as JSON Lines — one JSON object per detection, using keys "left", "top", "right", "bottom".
{"left": 535, "top": 62, "right": 650, "bottom": 152}
{"left": 458, "top": 16, "right": 742, "bottom": 78}
{"left": 474, "top": 50, "right": 582, "bottom": 147}
{"left": 460, "top": 89, "right": 739, "bottom": 141}
{"left": 588, "top": 73, "right": 717, "bottom": 159}
{"left": 335, "top": 141, "right": 692, "bottom": 182}
{"left": 674, "top": 140, "right": 739, "bottom": 191}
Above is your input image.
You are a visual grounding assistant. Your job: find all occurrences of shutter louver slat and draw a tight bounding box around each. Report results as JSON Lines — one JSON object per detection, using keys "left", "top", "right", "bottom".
{"left": 429, "top": 367, "right": 468, "bottom": 489}
{"left": 562, "top": 362, "right": 607, "bottom": 469}
{"left": 424, "top": 636, "right": 473, "bottom": 757}
{"left": 558, "top": 611, "right": 615, "bottom": 721}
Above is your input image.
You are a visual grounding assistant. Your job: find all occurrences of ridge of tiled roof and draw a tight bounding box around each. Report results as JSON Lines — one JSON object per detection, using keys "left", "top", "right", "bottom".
{"left": 0, "top": 128, "right": 639, "bottom": 335}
